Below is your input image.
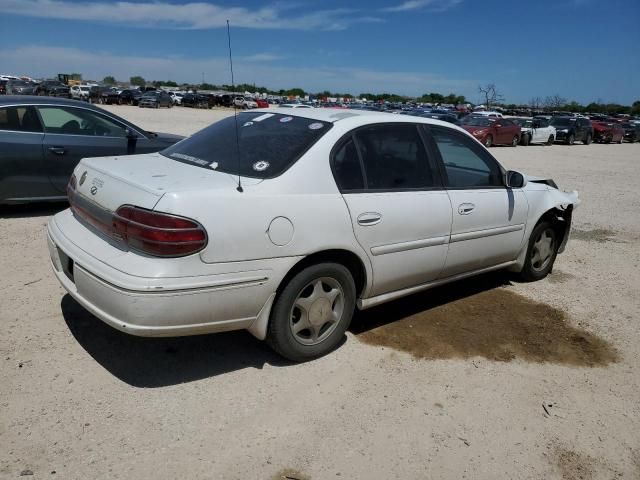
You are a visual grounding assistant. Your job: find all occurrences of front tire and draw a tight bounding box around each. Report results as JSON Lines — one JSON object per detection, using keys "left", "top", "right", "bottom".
{"left": 547, "top": 135, "right": 554, "bottom": 145}
{"left": 584, "top": 133, "right": 592, "bottom": 145}
{"left": 511, "top": 135, "right": 519, "bottom": 147}
{"left": 521, "top": 134, "right": 530, "bottom": 146}
{"left": 484, "top": 135, "right": 493, "bottom": 148}
{"left": 267, "top": 263, "right": 356, "bottom": 362}
{"left": 567, "top": 133, "right": 575, "bottom": 145}
{"left": 519, "top": 221, "right": 559, "bottom": 282}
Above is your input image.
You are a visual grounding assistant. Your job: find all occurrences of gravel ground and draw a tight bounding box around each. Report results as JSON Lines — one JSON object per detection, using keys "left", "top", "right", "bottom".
{"left": 1, "top": 105, "right": 639, "bottom": 479}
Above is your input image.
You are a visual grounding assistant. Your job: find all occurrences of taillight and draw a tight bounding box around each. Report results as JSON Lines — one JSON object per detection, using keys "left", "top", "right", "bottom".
{"left": 67, "top": 173, "right": 77, "bottom": 197}
{"left": 68, "top": 194, "right": 207, "bottom": 257}
{"left": 113, "top": 206, "right": 207, "bottom": 257}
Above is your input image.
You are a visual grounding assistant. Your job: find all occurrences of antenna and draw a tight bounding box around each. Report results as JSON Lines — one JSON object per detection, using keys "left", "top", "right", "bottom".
{"left": 227, "top": 20, "right": 243, "bottom": 193}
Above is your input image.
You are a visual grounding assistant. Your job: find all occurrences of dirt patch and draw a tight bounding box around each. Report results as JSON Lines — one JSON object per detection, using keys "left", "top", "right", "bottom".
{"left": 571, "top": 228, "right": 619, "bottom": 243}
{"left": 353, "top": 286, "right": 618, "bottom": 366}
{"left": 547, "top": 270, "right": 575, "bottom": 284}
{"left": 271, "top": 468, "right": 310, "bottom": 480}
{"left": 553, "top": 447, "right": 596, "bottom": 480}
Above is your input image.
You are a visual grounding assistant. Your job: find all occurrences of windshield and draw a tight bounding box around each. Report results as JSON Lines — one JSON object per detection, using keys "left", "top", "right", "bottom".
{"left": 162, "top": 112, "right": 332, "bottom": 179}
{"left": 80, "top": 87, "right": 90, "bottom": 91}
{"left": 550, "top": 117, "right": 574, "bottom": 127}
{"left": 513, "top": 118, "right": 533, "bottom": 128}
{"left": 462, "top": 116, "right": 493, "bottom": 127}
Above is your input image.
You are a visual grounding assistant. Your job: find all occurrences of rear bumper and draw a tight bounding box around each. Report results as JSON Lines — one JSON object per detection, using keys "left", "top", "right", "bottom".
{"left": 47, "top": 214, "right": 292, "bottom": 337}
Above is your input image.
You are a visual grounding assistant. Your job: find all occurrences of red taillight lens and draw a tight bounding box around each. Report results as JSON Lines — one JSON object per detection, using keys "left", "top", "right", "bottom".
{"left": 68, "top": 194, "right": 207, "bottom": 257}
{"left": 113, "top": 205, "right": 207, "bottom": 257}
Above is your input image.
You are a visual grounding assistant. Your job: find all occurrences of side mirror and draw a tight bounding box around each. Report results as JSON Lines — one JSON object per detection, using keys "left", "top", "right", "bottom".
{"left": 505, "top": 170, "right": 526, "bottom": 188}
{"left": 494, "top": 123, "right": 502, "bottom": 128}
{"left": 125, "top": 127, "right": 137, "bottom": 139}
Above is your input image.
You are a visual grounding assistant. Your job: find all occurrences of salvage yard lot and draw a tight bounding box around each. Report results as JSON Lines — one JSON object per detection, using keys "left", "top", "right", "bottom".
{"left": 1, "top": 106, "right": 639, "bottom": 479}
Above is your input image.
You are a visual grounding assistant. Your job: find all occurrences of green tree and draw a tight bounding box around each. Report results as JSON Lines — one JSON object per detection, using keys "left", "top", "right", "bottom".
{"left": 102, "top": 75, "right": 116, "bottom": 85}
{"left": 129, "top": 76, "right": 146, "bottom": 87}
{"left": 285, "top": 87, "right": 306, "bottom": 97}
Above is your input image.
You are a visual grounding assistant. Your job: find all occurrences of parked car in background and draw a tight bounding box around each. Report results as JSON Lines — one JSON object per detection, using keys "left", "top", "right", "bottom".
{"left": 70, "top": 85, "right": 91, "bottom": 101}
{"left": 118, "top": 89, "right": 142, "bottom": 105}
{"left": 592, "top": 119, "right": 624, "bottom": 144}
{"left": 234, "top": 96, "right": 258, "bottom": 109}
{"left": 470, "top": 111, "right": 503, "bottom": 118}
{"left": 138, "top": 91, "right": 173, "bottom": 108}
{"left": 47, "top": 109, "right": 579, "bottom": 361}
{"left": 255, "top": 98, "right": 269, "bottom": 108}
{"left": 550, "top": 116, "right": 593, "bottom": 145}
{"left": 36, "top": 80, "right": 70, "bottom": 97}
{"left": 0, "top": 79, "right": 7, "bottom": 94}
{"left": 622, "top": 122, "right": 640, "bottom": 143}
{"left": 181, "top": 93, "right": 210, "bottom": 109}
{"left": 169, "top": 92, "right": 184, "bottom": 105}
{"left": 6, "top": 80, "right": 37, "bottom": 95}
{"left": 459, "top": 116, "right": 521, "bottom": 147}
{"left": 511, "top": 117, "right": 557, "bottom": 145}
{"left": 0, "top": 96, "right": 183, "bottom": 204}
{"left": 418, "top": 112, "right": 458, "bottom": 124}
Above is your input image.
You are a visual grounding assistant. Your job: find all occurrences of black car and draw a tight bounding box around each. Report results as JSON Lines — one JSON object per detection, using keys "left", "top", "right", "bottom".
{"left": 0, "top": 79, "right": 8, "bottom": 94}
{"left": 36, "top": 80, "right": 70, "bottom": 97}
{"left": 181, "top": 93, "right": 210, "bottom": 108}
{"left": 87, "top": 86, "right": 120, "bottom": 105}
{"left": 138, "top": 91, "right": 173, "bottom": 108}
{"left": 6, "top": 80, "right": 37, "bottom": 95}
{"left": 119, "top": 89, "right": 143, "bottom": 105}
{"left": 0, "top": 96, "right": 184, "bottom": 204}
{"left": 550, "top": 116, "right": 593, "bottom": 145}
{"left": 622, "top": 122, "right": 640, "bottom": 143}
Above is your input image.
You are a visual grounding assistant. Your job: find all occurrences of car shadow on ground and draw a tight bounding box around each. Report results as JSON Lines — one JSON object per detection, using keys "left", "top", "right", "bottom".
{"left": 61, "top": 294, "right": 295, "bottom": 388}
{"left": 61, "top": 273, "right": 510, "bottom": 388}
{"left": 350, "top": 271, "right": 512, "bottom": 334}
{"left": 0, "top": 202, "right": 68, "bottom": 219}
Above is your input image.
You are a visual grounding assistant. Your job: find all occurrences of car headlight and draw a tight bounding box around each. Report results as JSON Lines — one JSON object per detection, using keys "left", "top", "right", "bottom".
{"left": 472, "top": 129, "right": 487, "bottom": 136}
{"left": 559, "top": 129, "right": 569, "bottom": 133}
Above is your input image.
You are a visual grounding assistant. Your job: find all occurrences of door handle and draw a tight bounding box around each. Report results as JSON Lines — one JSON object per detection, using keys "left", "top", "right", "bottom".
{"left": 357, "top": 212, "right": 382, "bottom": 226}
{"left": 458, "top": 203, "right": 475, "bottom": 215}
{"left": 48, "top": 146, "right": 67, "bottom": 155}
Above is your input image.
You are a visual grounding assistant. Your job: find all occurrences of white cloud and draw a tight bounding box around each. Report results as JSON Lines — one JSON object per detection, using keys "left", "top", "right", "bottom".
{"left": 383, "top": 0, "right": 462, "bottom": 13}
{"left": 0, "top": 45, "right": 476, "bottom": 96}
{"left": 0, "top": 0, "right": 381, "bottom": 31}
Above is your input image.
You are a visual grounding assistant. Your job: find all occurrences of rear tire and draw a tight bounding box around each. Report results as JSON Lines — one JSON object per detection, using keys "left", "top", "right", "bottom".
{"left": 519, "top": 221, "right": 559, "bottom": 282}
{"left": 521, "top": 134, "right": 530, "bottom": 146}
{"left": 267, "top": 263, "right": 356, "bottom": 362}
{"left": 511, "top": 135, "right": 519, "bottom": 147}
{"left": 484, "top": 135, "right": 493, "bottom": 148}
{"left": 584, "top": 133, "right": 592, "bottom": 145}
{"left": 567, "top": 134, "right": 575, "bottom": 145}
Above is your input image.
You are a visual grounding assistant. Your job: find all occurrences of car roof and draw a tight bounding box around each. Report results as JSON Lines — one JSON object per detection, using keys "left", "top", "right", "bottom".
{"left": 0, "top": 95, "right": 106, "bottom": 110}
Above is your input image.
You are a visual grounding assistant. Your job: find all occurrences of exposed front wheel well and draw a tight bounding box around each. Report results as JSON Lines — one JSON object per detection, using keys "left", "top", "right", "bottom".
{"left": 276, "top": 249, "right": 367, "bottom": 299}
{"left": 537, "top": 205, "right": 573, "bottom": 253}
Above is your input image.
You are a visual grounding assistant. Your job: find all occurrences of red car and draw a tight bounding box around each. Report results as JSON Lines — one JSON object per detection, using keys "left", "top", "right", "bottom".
{"left": 592, "top": 119, "right": 624, "bottom": 143}
{"left": 459, "top": 116, "right": 521, "bottom": 147}
{"left": 255, "top": 98, "right": 269, "bottom": 108}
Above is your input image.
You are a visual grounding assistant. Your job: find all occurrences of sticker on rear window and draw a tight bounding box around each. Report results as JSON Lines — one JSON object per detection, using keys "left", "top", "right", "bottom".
{"left": 243, "top": 121, "right": 254, "bottom": 127}
{"left": 170, "top": 153, "right": 208, "bottom": 166}
{"left": 279, "top": 116, "right": 293, "bottom": 123}
{"left": 253, "top": 161, "right": 270, "bottom": 171}
{"left": 252, "top": 113, "right": 275, "bottom": 122}
{"left": 209, "top": 162, "right": 219, "bottom": 170}
{"left": 308, "top": 122, "right": 324, "bottom": 130}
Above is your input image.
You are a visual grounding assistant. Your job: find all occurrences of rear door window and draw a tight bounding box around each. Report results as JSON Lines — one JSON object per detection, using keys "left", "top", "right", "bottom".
{"left": 354, "top": 124, "right": 436, "bottom": 190}
{"left": 162, "top": 112, "right": 332, "bottom": 178}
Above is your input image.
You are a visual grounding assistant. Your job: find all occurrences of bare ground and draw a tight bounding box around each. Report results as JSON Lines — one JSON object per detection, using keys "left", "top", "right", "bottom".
{"left": 1, "top": 106, "right": 639, "bottom": 479}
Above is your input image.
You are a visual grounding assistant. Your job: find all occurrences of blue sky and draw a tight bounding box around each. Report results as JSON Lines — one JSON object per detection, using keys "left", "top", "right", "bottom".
{"left": 0, "top": 0, "right": 638, "bottom": 104}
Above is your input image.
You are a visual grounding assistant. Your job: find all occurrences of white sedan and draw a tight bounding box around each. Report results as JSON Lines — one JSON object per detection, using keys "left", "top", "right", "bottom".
{"left": 512, "top": 117, "right": 557, "bottom": 145}
{"left": 48, "top": 110, "right": 579, "bottom": 361}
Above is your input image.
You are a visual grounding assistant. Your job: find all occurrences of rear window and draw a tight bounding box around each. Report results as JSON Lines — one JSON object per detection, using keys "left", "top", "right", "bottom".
{"left": 162, "top": 112, "right": 332, "bottom": 178}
